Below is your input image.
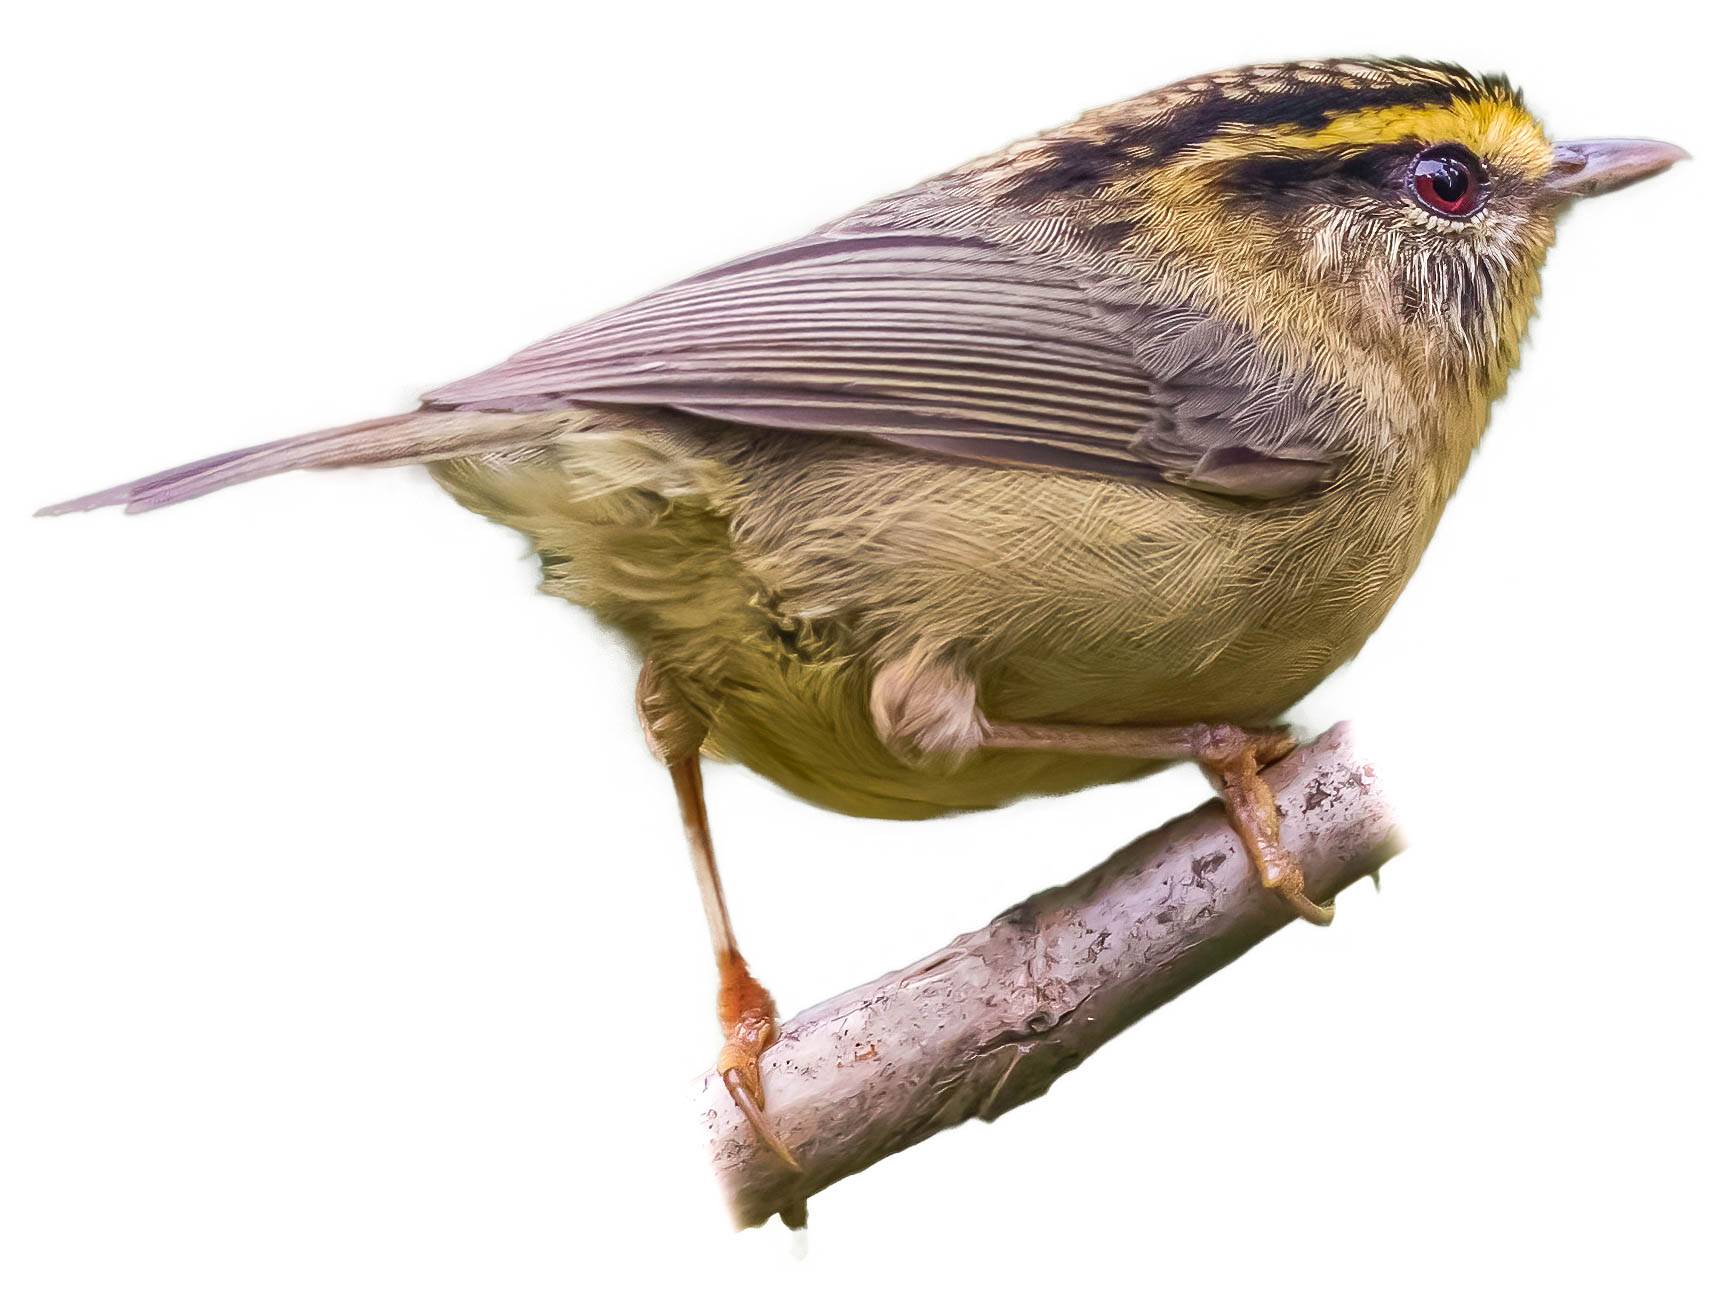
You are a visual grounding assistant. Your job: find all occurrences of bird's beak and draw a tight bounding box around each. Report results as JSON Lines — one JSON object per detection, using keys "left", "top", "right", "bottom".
{"left": 1544, "top": 138, "right": 1689, "bottom": 200}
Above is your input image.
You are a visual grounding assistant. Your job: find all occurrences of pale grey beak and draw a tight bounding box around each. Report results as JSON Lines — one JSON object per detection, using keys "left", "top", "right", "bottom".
{"left": 1545, "top": 138, "right": 1689, "bottom": 199}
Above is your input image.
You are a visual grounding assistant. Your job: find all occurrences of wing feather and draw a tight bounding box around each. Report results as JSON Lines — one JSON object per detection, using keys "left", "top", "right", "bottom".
{"left": 422, "top": 230, "right": 1167, "bottom": 476}
{"left": 420, "top": 225, "right": 1345, "bottom": 497}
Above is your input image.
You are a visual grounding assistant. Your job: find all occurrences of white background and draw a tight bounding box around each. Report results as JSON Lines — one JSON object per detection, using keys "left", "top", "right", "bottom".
{"left": 5, "top": 3, "right": 1719, "bottom": 1289}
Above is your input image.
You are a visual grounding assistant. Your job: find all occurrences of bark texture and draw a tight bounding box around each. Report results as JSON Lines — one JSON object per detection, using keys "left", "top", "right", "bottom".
{"left": 697, "top": 722, "right": 1401, "bottom": 1227}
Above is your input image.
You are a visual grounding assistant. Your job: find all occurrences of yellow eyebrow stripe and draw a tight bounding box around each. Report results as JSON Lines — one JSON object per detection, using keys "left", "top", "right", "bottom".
{"left": 1261, "top": 99, "right": 1553, "bottom": 177}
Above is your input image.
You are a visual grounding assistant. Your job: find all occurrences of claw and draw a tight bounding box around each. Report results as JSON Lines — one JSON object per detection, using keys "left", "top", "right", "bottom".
{"left": 722, "top": 1067, "right": 801, "bottom": 1172}
{"left": 1261, "top": 848, "right": 1335, "bottom": 926}
{"left": 1282, "top": 887, "right": 1335, "bottom": 926}
{"left": 716, "top": 1034, "right": 766, "bottom": 1110}
{"left": 1253, "top": 727, "right": 1298, "bottom": 765}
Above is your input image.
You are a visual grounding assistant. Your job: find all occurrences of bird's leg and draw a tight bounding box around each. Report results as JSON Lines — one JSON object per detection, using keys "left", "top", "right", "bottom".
{"left": 638, "top": 664, "right": 799, "bottom": 1171}
{"left": 867, "top": 654, "right": 1330, "bottom": 924}
{"left": 981, "top": 720, "right": 1332, "bottom": 925}
{"left": 667, "top": 756, "right": 798, "bottom": 1169}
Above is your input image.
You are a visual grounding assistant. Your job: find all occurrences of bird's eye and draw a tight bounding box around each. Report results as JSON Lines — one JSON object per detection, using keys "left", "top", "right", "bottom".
{"left": 1408, "top": 145, "right": 1487, "bottom": 219}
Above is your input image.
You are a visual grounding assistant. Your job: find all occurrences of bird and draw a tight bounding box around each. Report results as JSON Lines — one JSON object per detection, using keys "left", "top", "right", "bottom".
{"left": 39, "top": 57, "right": 1685, "bottom": 1172}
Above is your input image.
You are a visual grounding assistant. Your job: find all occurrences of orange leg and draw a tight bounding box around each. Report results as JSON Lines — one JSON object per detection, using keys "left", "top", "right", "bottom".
{"left": 668, "top": 756, "right": 800, "bottom": 1170}
{"left": 983, "top": 720, "right": 1333, "bottom": 925}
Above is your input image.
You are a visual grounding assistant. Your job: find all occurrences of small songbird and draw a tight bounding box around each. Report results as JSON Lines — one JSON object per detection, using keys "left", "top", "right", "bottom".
{"left": 40, "top": 58, "right": 1684, "bottom": 1169}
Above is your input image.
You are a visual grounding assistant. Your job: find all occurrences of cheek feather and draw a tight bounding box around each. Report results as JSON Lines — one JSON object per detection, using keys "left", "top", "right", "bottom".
{"left": 1297, "top": 207, "right": 1403, "bottom": 343}
{"left": 1286, "top": 194, "right": 1547, "bottom": 388}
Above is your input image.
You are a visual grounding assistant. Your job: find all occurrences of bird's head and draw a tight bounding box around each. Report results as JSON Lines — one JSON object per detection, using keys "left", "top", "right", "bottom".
{"left": 988, "top": 58, "right": 1685, "bottom": 418}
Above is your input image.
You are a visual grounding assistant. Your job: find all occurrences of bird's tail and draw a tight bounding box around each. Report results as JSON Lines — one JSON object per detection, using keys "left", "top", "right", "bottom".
{"left": 36, "top": 410, "right": 576, "bottom": 516}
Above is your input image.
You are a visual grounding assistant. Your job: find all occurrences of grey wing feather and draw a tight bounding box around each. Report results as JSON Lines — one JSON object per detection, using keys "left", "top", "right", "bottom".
{"left": 42, "top": 219, "right": 1349, "bottom": 517}
{"left": 1123, "top": 312, "right": 1347, "bottom": 498}
{"left": 424, "top": 230, "right": 1165, "bottom": 478}
{"left": 422, "top": 227, "right": 1345, "bottom": 498}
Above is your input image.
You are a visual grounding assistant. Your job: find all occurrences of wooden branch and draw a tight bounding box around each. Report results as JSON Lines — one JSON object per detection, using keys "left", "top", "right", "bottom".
{"left": 696, "top": 722, "right": 1402, "bottom": 1228}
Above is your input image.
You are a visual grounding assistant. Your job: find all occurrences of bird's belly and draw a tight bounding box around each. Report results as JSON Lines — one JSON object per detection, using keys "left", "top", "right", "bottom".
{"left": 695, "top": 614, "right": 1347, "bottom": 820}
{"left": 432, "top": 420, "right": 1426, "bottom": 820}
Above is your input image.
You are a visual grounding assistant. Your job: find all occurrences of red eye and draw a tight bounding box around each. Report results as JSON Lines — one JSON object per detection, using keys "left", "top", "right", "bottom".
{"left": 1409, "top": 145, "right": 1487, "bottom": 218}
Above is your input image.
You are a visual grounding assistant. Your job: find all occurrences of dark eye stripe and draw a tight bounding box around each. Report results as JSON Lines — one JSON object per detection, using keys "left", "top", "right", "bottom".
{"left": 1208, "top": 143, "right": 1419, "bottom": 210}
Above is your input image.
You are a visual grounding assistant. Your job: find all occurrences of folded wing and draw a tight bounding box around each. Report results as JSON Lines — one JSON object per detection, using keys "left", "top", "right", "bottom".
{"left": 423, "top": 230, "right": 1172, "bottom": 479}
{"left": 43, "top": 223, "right": 1347, "bottom": 515}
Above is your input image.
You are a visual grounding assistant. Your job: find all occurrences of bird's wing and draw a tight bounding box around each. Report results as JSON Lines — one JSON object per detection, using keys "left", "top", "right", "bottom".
{"left": 422, "top": 226, "right": 1343, "bottom": 499}
{"left": 40, "top": 224, "right": 1349, "bottom": 516}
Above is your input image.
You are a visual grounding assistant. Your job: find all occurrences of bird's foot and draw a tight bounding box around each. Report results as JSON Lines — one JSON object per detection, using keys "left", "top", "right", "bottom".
{"left": 716, "top": 951, "right": 800, "bottom": 1172}
{"left": 1194, "top": 724, "right": 1334, "bottom": 926}
{"left": 982, "top": 716, "right": 1333, "bottom": 924}
{"left": 1252, "top": 837, "right": 1335, "bottom": 926}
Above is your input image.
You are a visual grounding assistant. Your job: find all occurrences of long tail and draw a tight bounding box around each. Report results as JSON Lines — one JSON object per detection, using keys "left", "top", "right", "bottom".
{"left": 37, "top": 410, "right": 574, "bottom": 516}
